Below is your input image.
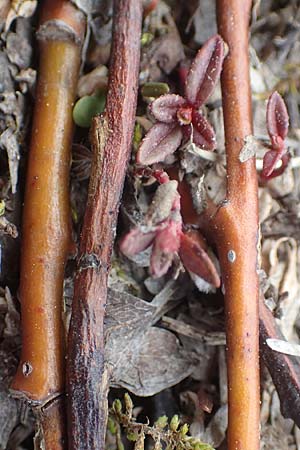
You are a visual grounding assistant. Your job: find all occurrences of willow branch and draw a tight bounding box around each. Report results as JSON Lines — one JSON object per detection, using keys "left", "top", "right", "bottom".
{"left": 66, "top": 1, "right": 143, "bottom": 449}
{"left": 10, "top": 0, "right": 85, "bottom": 446}
{"left": 259, "top": 295, "right": 300, "bottom": 427}
{"left": 214, "top": 2, "right": 260, "bottom": 449}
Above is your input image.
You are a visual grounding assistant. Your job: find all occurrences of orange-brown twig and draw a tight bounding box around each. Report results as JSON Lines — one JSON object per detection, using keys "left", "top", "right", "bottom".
{"left": 11, "top": 0, "right": 85, "bottom": 446}
{"left": 214, "top": 1, "right": 260, "bottom": 448}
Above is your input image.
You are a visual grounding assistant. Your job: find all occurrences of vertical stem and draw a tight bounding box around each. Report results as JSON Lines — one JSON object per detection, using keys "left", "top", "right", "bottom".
{"left": 11, "top": 1, "right": 85, "bottom": 447}
{"left": 11, "top": 0, "right": 84, "bottom": 404}
{"left": 216, "top": 1, "right": 260, "bottom": 449}
{"left": 66, "top": 1, "right": 143, "bottom": 449}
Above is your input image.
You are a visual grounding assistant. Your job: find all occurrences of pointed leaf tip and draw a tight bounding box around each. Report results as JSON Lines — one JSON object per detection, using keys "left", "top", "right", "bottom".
{"left": 136, "top": 123, "right": 183, "bottom": 165}
{"left": 262, "top": 150, "right": 290, "bottom": 180}
{"left": 191, "top": 110, "right": 216, "bottom": 150}
{"left": 267, "top": 91, "right": 289, "bottom": 144}
{"left": 150, "top": 220, "right": 181, "bottom": 278}
{"left": 179, "top": 232, "right": 220, "bottom": 287}
{"left": 120, "top": 227, "right": 155, "bottom": 257}
{"left": 185, "top": 34, "right": 225, "bottom": 108}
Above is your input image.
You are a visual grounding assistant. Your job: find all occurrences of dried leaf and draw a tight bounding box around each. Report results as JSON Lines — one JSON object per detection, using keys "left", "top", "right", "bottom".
{"left": 150, "top": 94, "right": 185, "bottom": 123}
{"left": 266, "top": 338, "right": 300, "bottom": 358}
{"left": 185, "top": 34, "right": 225, "bottom": 108}
{"left": 105, "top": 289, "right": 195, "bottom": 396}
{"left": 0, "top": 127, "right": 20, "bottom": 194}
{"left": 114, "top": 327, "right": 195, "bottom": 396}
{"left": 5, "top": 0, "right": 37, "bottom": 31}
{"left": 136, "top": 123, "right": 182, "bottom": 165}
{"left": 201, "top": 405, "right": 228, "bottom": 448}
{"left": 77, "top": 65, "right": 108, "bottom": 97}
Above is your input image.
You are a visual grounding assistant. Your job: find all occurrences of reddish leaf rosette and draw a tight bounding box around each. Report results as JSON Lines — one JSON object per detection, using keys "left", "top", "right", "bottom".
{"left": 137, "top": 34, "right": 226, "bottom": 165}
{"left": 120, "top": 170, "right": 220, "bottom": 286}
{"left": 262, "top": 91, "right": 290, "bottom": 179}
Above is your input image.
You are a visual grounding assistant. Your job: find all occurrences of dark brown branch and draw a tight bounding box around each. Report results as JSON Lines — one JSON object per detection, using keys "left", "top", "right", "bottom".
{"left": 259, "top": 295, "right": 300, "bottom": 427}
{"left": 66, "top": 1, "right": 143, "bottom": 449}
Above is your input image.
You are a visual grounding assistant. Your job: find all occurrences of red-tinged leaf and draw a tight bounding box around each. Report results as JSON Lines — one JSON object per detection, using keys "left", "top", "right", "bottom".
{"left": 262, "top": 151, "right": 290, "bottom": 180}
{"left": 136, "top": 123, "right": 183, "bottom": 165}
{"left": 120, "top": 227, "right": 155, "bottom": 257}
{"left": 191, "top": 110, "right": 216, "bottom": 149}
{"left": 185, "top": 34, "right": 225, "bottom": 108}
{"left": 150, "top": 94, "right": 185, "bottom": 123}
{"left": 150, "top": 220, "right": 181, "bottom": 278}
{"left": 179, "top": 232, "right": 220, "bottom": 288}
{"left": 267, "top": 91, "right": 289, "bottom": 143}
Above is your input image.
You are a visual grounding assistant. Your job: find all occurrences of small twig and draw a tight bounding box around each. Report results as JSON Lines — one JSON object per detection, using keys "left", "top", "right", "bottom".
{"left": 66, "top": 1, "right": 143, "bottom": 449}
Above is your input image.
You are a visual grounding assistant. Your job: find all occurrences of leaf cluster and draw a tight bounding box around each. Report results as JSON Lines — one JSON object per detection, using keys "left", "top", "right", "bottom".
{"left": 107, "top": 394, "right": 214, "bottom": 450}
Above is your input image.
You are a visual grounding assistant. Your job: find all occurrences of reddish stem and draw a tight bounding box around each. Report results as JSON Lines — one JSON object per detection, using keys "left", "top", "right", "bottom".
{"left": 216, "top": 2, "right": 260, "bottom": 448}
{"left": 66, "top": 1, "right": 143, "bottom": 449}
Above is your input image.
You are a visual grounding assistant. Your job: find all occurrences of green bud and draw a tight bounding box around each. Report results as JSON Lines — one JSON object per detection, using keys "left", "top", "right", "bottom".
{"left": 193, "top": 444, "right": 214, "bottom": 450}
{"left": 124, "top": 393, "right": 133, "bottom": 416}
{"left": 141, "top": 82, "right": 170, "bottom": 99}
{"left": 107, "top": 417, "right": 117, "bottom": 435}
{"left": 170, "top": 414, "right": 180, "bottom": 431}
{"left": 133, "top": 122, "right": 143, "bottom": 150}
{"left": 154, "top": 415, "right": 168, "bottom": 429}
{"left": 0, "top": 200, "right": 5, "bottom": 216}
{"left": 126, "top": 431, "right": 138, "bottom": 442}
{"left": 180, "top": 423, "right": 189, "bottom": 437}
{"left": 113, "top": 399, "right": 122, "bottom": 414}
{"left": 141, "top": 32, "right": 154, "bottom": 46}
{"left": 73, "top": 94, "right": 106, "bottom": 128}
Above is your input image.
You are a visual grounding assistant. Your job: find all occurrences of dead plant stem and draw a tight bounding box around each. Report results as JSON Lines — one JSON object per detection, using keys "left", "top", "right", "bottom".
{"left": 66, "top": 1, "right": 143, "bottom": 449}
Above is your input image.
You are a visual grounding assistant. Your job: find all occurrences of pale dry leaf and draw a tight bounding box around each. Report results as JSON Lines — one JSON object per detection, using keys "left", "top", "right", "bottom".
{"left": 105, "top": 288, "right": 196, "bottom": 396}
{"left": 239, "top": 135, "right": 264, "bottom": 162}
{"left": 3, "top": 287, "right": 20, "bottom": 338}
{"left": 0, "top": 390, "right": 19, "bottom": 450}
{"left": 5, "top": 0, "right": 37, "bottom": 31}
{"left": 218, "top": 346, "right": 227, "bottom": 405}
{"left": 77, "top": 65, "right": 108, "bottom": 97}
{"left": 266, "top": 338, "right": 300, "bottom": 358}
{"left": 266, "top": 165, "right": 294, "bottom": 197}
{"left": 0, "top": 128, "right": 20, "bottom": 194}
{"left": 161, "top": 316, "right": 225, "bottom": 346}
{"left": 140, "top": 12, "right": 184, "bottom": 81}
{"left": 189, "top": 0, "right": 217, "bottom": 45}
{"left": 258, "top": 188, "right": 274, "bottom": 223}
{"left": 262, "top": 237, "right": 299, "bottom": 340}
{"left": 112, "top": 327, "right": 195, "bottom": 397}
{"left": 201, "top": 405, "right": 228, "bottom": 448}
{"left": 203, "top": 164, "right": 226, "bottom": 205}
